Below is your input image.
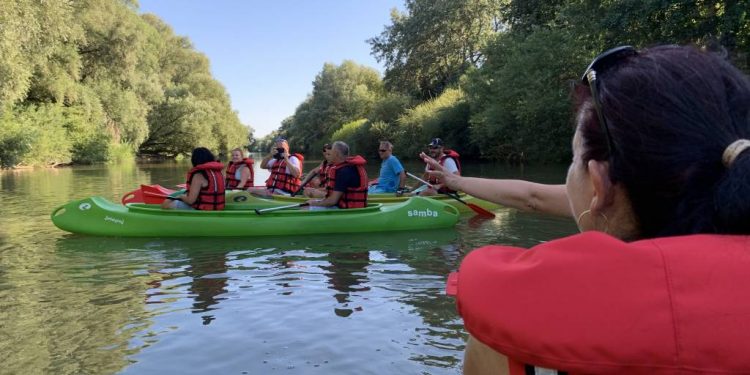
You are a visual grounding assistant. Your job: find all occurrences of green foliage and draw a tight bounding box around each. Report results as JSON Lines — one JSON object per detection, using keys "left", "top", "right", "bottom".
{"left": 330, "top": 119, "right": 381, "bottom": 158}
{"left": 0, "top": 104, "right": 74, "bottom": 167}
{"left": 368, "top": 0, "right": 504, "bottom": 99}
{"left": 394, "top": 88, "right": 473, "bottom": 160}
{"left": 361, "top": 0, "right": 750, "bottom": 163}
{"left": 279, "top": 61, "right": 385, "bottom": 154}
{"left": 466, "top": 29, "right": 585, "bottom": 163}
{"left": 0, "top": 0, "right": 251, "bottom": 167}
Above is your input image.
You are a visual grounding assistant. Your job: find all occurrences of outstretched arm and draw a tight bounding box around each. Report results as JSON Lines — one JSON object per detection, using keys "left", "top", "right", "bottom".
{"left": 420, "top": 153, "right": 571, "bottom": 217}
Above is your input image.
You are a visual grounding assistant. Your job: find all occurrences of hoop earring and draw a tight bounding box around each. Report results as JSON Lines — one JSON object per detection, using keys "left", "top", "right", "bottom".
{"left": 576, "top": 209, "right": 591, "bottom": 233}
{"left": 576, "top": 209, "right": 610, "bottom": 234}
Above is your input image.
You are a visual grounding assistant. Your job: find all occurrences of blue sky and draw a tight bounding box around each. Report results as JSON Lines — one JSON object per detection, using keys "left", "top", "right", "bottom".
{"left": 138, "top": 0, "right": 404, "bottom": 138}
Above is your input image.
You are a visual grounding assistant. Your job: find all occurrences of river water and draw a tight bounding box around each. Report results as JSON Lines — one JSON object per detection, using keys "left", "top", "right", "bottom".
{"left": 0, "top": 157, "right": 577, "bottom": 374}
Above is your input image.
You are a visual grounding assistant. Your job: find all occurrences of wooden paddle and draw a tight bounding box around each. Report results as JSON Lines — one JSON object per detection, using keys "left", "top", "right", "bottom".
{"left": 254, "top": 202, "right": 310, "bottom": 215}
{"left": 406, "top": 172, "right": 495, "bottom": 218}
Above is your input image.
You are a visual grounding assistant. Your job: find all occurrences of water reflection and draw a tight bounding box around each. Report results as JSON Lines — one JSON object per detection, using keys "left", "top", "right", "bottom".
{"left": 187, "top": 251, "right": 229, "bottom": 325}
{"left": 324, "top": 250, "right": 370, "bottom": 317}
{"left": 47, "top": 229, "right": 467, "bottom": 374}
{"left": 2, "top": 160, "right": 576, "bottom": 375}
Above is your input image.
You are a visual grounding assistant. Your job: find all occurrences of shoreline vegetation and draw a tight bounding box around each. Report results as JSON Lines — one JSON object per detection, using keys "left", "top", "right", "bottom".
{"left": 2, "top": 1, "right": 747, "bottom": 169}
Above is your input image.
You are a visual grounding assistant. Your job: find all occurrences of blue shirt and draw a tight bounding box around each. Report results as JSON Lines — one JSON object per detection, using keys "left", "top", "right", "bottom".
{"left": 375, "top": 155, "right": 404, "bottom": 193}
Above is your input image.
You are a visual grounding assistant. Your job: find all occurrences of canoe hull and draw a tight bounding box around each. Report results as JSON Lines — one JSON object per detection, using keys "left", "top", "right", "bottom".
{"left": 52, "top": 196, "right": 460, "bottom": 237}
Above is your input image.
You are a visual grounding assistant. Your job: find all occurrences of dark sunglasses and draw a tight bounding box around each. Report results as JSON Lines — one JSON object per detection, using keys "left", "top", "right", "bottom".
{"left": 581, "top": 45, "right": 637, "bottom": 157}
{"left": 428, "top": 146, "right": 440, "bottom": 150}
{"left": 378, "top": 149, "right": 388, "bottom": 152}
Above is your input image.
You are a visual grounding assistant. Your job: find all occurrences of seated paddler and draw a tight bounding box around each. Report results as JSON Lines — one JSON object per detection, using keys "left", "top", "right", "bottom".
{"left": 247, "top": 137, "right": 304, "bottom": 197}
{"left": 225, "top": 147, "right": 254, "bottom": 190}
{"left": 307, "top": 141, "right": 368, "bottom": 209}
{"left": 162, "top": 147, "right": 225, "bottom": 210}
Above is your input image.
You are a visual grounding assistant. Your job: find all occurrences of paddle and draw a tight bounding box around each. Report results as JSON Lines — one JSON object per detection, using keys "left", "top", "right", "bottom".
{"left": 145, "top": 193, "right": 180, "bottom": 201}
{"left": 291, "top": 172, "right": 318, "bottom": 197}
{"left": 406, "top": 172, "right": 495, "bottom": 218}
{"left": 254, "top": 202, "right": 310, "bottom": 215}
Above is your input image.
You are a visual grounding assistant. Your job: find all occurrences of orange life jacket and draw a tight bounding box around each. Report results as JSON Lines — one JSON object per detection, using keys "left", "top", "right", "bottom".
{"left": 186, "top": 161, "right": 225, "bottom": 210}
{"left": 427, "top": 149, "right": 461, "bottom": 193}
{"left": 225, "top": 157, "right": 254, "bottom": 189}
{"left": 265, "top": 153, "right": 304, "bottom": 193}
{"left": 325, "top": 155, "right": 368, "bottom": 208}
{"left": 448, "top": 232, "right": 750, "bottom": 374}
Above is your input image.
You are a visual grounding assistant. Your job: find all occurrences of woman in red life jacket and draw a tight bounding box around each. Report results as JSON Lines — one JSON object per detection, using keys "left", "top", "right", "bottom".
{"left": 308, "top": 141, "right": 368, "bottom": 209}
{"left": 225, "top": 148, "right": 254, "bottom": 190}
{"left": 247, "top": 138, "right": 304, "bottom": 197}
{"left": 302, "top": 143, "right": 333, "bottom": 198}
{"left": 162, "top": 147, "right": 225, "bottom": 210}
{"left": 424, "top": 45, "right": 750, "bottom": 374}
{"left": 418, "top": 138, "right": 461, "bottom": 196}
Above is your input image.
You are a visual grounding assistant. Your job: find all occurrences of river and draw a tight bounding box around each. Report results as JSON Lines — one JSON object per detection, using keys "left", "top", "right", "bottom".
{"left": 0, "top": 157, "right": 577, "bottom": 374}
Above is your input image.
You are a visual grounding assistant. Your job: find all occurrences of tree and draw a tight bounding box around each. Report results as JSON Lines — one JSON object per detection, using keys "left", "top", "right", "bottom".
{"left": 279, "top": 61, "right": 384, "bottom": 154}
{"left": 368, "top": 0, "right": 504, "bottom": 99}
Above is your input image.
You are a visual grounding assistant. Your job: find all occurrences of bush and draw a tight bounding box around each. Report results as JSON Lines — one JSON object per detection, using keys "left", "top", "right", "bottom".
{"left": 393, "top": 88, "right": 472, "bottom": 160}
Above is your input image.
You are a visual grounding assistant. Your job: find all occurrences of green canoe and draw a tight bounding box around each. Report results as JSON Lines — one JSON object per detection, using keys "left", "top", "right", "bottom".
{"left": 224, "top": 191, "right": 500, "bottom": 214}
{"left": 51, "top": 196, "right": 460, "bottom": 237}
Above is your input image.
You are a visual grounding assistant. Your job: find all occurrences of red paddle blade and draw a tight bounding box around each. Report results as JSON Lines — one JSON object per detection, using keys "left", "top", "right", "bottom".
{"left": 467, "top": 203, "right": 495, "bottom": 218}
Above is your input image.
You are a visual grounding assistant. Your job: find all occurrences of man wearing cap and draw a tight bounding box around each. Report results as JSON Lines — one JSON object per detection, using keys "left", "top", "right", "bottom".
{"left": 368, "top": 140, "right": 407, "bottom": 195}
{"left": 419, "top": 138, "right": 461, "bottom": 196}
{"left": 247, "top": 137, "right": 304, "bottom": 197}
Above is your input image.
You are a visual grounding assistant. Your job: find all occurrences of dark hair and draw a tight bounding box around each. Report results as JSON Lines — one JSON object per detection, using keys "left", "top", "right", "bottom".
{"left": 191, "top": 147, "right": 216, "bottom": 167}
{"left": 574, "top": 45, "right": 750, "bottom": 237}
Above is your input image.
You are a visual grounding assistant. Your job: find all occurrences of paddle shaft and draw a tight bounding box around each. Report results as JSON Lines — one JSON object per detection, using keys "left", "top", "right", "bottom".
{"left": 254, "top": 202, "right": 310, "bottom": 214}
{"left": 406, "top": 172, "right": 495, "bottom": 218}
{"left": 292, "top": 172, "right": 318, "bottom": 197}
{"left": 146, "top": 193, "right": 180, "bottom": 200}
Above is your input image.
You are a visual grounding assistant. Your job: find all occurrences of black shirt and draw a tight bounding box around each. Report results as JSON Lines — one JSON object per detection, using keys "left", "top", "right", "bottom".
{"left": 334, "top": 165, "right": 361, "bottom": 192}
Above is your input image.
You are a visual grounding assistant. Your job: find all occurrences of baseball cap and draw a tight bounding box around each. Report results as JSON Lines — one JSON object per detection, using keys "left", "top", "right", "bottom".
{"left": 427, "top": 138, "right": 444, "bottom": 147}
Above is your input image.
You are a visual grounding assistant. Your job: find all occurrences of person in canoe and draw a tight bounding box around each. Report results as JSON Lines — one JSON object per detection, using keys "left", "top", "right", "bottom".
{"left": 300, "top": 143, "right": 333, "bottom": 198}
{"left": 368, "top": 140, "right": 407, "bottom": 195}
{"left": 426, "top": 45, "right": 750, "bottom": 374}
{"left": 225, "top": 148, "right": 254, "bottom": 190}
{"left": 247, "top": 137, "right": 304, "bottom": 197}
{"left": 162, "top": 147, "right": 225, "bottom": 210}
{"left": 308, "top": 141, "right": 368, "bottom": 209}
{"left": 417, "top": 137, "right": 461, "bottom": 196}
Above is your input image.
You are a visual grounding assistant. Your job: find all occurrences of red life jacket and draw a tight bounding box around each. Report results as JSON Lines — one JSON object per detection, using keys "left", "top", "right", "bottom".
{"left": 264, "top": 153, "right": 304, "bottom": 193}
{"left": 314, "top": 160, "right": 330, "bottom": 188}
{"left": 185, "top": 161, "right": 225, "bottom": 210}
{"left": 225, "top": 157, "right": 254, "bottom": 189}
{"left": 325, "top": 155, "right": 368, "bottom": 208}
{"left": 427, "top": 149, "right": 461, "bottom": 193}
{"left": 448, "top": 232, "right": 750, "bottom": 374}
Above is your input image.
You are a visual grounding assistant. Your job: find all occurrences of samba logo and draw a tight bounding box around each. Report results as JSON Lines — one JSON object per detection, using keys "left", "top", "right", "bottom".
{"left": 407, "top": 209, "right": 439, "bottom": 218}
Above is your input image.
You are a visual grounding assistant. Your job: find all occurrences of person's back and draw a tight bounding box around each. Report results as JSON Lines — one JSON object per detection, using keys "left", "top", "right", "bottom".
{"left": 163, "top": 147, "right": 225, "bottom": 211}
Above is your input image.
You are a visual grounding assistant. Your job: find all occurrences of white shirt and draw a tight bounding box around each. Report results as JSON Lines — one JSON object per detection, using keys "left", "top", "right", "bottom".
{"left": 266, "top": 156, "right": 300, "bottom": 174}
{"left": 425, "top": 157, "right": 458, "bottom": 174}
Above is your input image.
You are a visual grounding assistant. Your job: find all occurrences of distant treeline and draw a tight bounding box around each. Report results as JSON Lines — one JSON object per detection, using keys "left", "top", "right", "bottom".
{"left": 0, "top": 0, "right": 251, "bottom": 168}
{"left": 261, "top": 0, "right": 748, "bottom": 163}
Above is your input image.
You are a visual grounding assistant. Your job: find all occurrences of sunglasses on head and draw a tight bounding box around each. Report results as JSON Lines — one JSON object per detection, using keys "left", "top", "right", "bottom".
{"left": 581, "top": 45, "right": 637, "bottom": 157}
